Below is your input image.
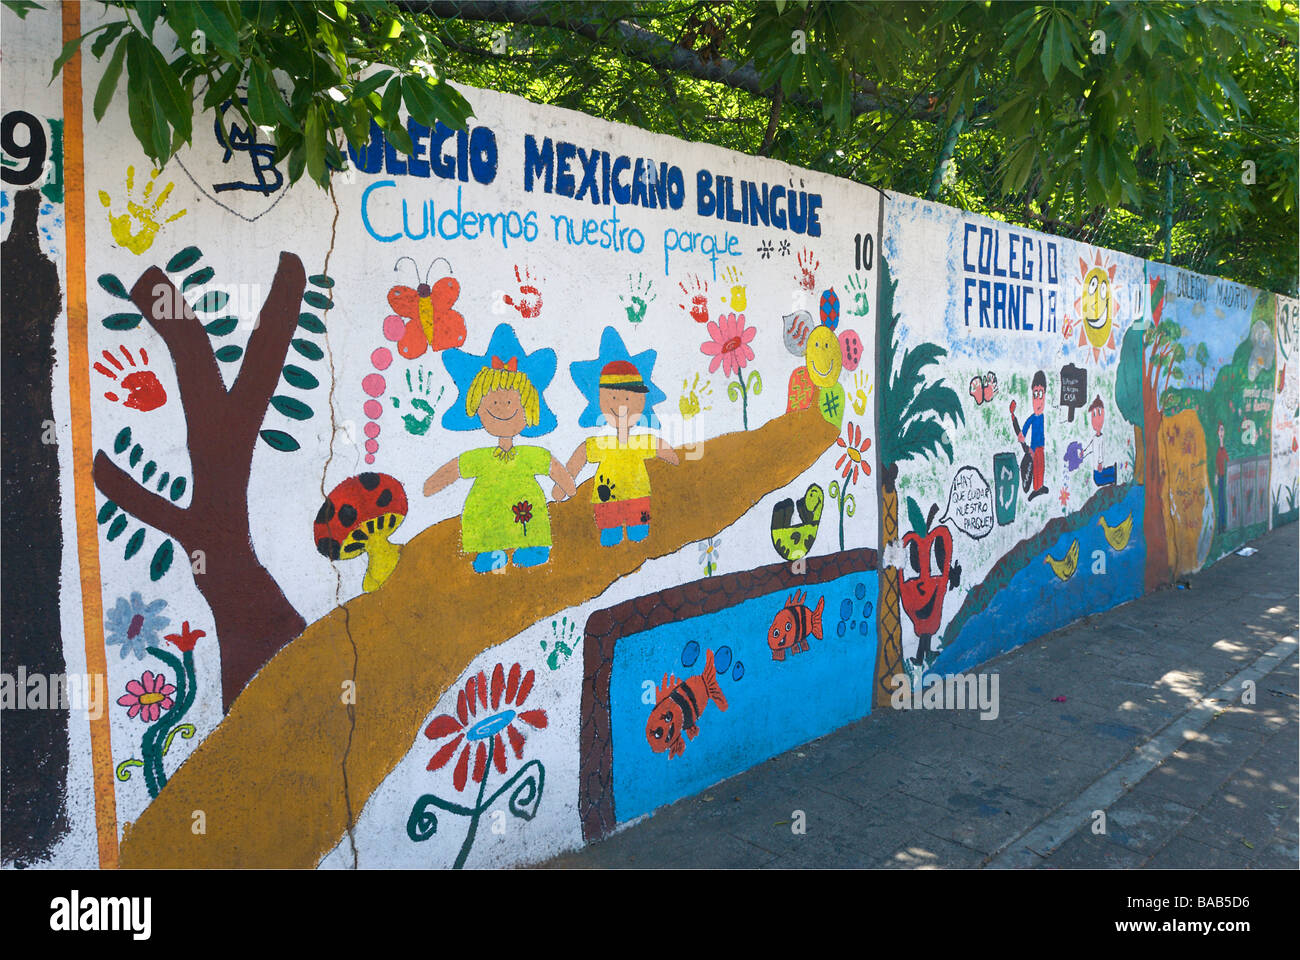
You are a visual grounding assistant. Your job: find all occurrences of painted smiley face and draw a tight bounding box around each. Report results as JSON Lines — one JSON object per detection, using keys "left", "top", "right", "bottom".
{"left": 805, "top": 325, "right": 843, "bottom": 388}
{"left": 1080, "top": 267, "right": 1114, "bottom": 349}
{"left": 477, "top": 388, "right": 526, "bottom": 437}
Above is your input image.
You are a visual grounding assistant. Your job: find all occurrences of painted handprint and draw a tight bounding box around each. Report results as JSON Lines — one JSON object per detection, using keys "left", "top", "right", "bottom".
{"left": 98, "top": 166, "right": 187, "bottom": 255}
{"left": 719, "top": 266, "right": 746, "bottom": 311}
{"left": 850, "top": 370, "right": 873, "bottom": 416}
{"left": 620, "top": 272, "right": 657, "bottom": 324}
{"left": 391, "top": 367, "right": 445, "bottom": 436}
{"left": 678, "top": 274, "right": 710, "bottom": 323}
{"left": 502, "top": 265, "right": 544, "bottom": 318}
{"left": 845, "top": 274, "right": 871, "bottom": 316}
{"left": 679, "top": 373, "right": 714, "bottom": 419}
{"left": 95, "top": 345, "right": 167, "bottom": 411}
{"left": 796, "top": 249, "right": 820, "bottom": 292}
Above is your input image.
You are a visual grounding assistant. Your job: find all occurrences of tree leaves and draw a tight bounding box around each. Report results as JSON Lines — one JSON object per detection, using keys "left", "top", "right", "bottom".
{"left": 259, "top": 429, "right": 301, "bottom": 452}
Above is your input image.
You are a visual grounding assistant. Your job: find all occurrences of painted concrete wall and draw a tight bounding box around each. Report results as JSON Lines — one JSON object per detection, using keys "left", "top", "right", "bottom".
{"left": 1, "top": 3, "right": 1293, "bottom": 869}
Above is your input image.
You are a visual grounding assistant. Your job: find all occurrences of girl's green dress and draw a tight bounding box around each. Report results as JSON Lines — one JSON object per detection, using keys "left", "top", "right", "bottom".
{"left": 458, "top": 445, "right": 553, "bottom": 553}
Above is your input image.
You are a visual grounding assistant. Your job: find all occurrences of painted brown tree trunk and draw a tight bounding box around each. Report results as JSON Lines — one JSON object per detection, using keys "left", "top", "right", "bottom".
{"left": 91, "top": 252, "right": 308, "bottom": 712}
{"left": 1132, "top": 424, "right": 1145, "bottom": 484}
{"left": 1142, "top": 374, "right": 1168, "bottom": 592}
{"left": 873, "top": 464, "right": 903, "bottom": 707}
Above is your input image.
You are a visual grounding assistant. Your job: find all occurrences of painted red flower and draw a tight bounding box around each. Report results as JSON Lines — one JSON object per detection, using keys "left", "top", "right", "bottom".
{"left": 512, "top": 500, "right": 533, "bottom": 535}
{"left": 835, "top": 421, "right": 872, "bottom": 485}
{"left": 164, "top": 620, "right": 206, "bottom": 653}
{"left": 424, "top": 663, "right": 548, "bottom": 791}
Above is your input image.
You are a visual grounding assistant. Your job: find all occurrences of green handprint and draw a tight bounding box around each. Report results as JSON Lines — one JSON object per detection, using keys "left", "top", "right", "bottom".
{"left": 620, "top": 271, "right": 657, "bottom": 324}
{"left": 845, "top": 274, "right": 871, "bottom": 317}
{"left": 391, "top": 368, "right": 444, "bottom": 436}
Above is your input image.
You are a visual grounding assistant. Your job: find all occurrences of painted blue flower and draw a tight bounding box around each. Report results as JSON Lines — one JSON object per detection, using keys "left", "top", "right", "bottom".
{"left": 570, "top": 326, "right": 666, "bottom": 429}
{"left": 104, "top": 593, "right": 170, "bottom": 661}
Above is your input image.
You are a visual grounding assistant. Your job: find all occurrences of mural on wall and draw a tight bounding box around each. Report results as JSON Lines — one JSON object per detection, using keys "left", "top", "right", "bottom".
{"left": 7, "top": 3, "right": 1292, "bottom": 871}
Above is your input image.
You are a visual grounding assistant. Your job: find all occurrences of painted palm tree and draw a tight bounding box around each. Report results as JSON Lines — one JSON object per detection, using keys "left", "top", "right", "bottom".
{"left": 873, "top": 256, "right": 965, "bottom": 707}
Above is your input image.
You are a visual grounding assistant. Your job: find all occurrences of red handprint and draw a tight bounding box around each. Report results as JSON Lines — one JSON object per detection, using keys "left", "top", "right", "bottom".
{"left": 678, "top": 274, "right": 710, "bottom": 324}
{"left": 796, "top": 249, "right": 820, "bottom": 292}
{"left": 502, "top": 265, "right": 544, "bottom": 318}
{"left": 95, "top": 345, "right": 166, "bottom": 411}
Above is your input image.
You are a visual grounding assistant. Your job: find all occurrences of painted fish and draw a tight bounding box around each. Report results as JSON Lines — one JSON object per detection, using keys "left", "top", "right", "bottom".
{"left": 767, "top": 589, "right": 824, "bottom": 661}
{"left": 646, "top": 648, "right": 729, "bottom": 759}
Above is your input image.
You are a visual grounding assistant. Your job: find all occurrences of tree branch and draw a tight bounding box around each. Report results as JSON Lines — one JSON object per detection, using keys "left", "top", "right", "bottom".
{"left": 93, "top": 450, "right": 191, "bottom": 544}
{"left": 229, "top": 252, "right": 307, "bottom": 431}
{"left": 758, "top": 85, "right": 783, "bottom": 157}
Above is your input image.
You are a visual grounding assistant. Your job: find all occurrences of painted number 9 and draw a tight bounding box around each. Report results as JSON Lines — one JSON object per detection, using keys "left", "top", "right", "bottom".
{"left": 1, "top": 110, "right": 48, "bottom": 187}
{"left": 853, "top": 232, "right": 874, "bottom": 272}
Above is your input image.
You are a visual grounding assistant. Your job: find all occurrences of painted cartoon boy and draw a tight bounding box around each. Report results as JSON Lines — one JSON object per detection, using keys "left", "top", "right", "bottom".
{"left": 1087, "top": 395, "right": 1116, "bottom": 486}
{"left": 558, "top": 360, "right": 679, "bottom": 546}
{"left": 1017, "top": 370, "right": 1049, "bottom": 501}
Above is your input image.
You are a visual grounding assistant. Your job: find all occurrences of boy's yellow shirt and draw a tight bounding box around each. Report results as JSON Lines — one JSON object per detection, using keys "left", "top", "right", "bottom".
{"left": 586, "top": 433, "right": 657, "bottom": 501}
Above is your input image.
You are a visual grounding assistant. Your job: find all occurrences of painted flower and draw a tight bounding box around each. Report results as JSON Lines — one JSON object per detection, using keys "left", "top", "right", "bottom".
{"left": 700, "top": 312, "right": 756, "bottom": 378}
{"left": 104, "top": 593, "right": 169, "bottom": 661}
{"left": 424, "top": 663, "right": 548, "bottom": 792}
{"left": 164, "top": 620, "right": 206, "bottom": 653}
{"left": 697, "top": 537, "right": 721, "bottom": 567}
{"left": 835, "top": 421, "right": 872, "bottom": 485}
{"left": 117, "top": 669, "right": 175, "bottom": 723}
{"left": 512, "top": 500, "right": 533, "bottom": 535}
{"left": 1059, "top": 486, "right": 1070, "bottom": 508}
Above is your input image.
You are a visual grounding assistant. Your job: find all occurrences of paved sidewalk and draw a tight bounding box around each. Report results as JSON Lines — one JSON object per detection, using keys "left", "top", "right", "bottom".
{"left": 541, "top": 524, "right": 1299, "bottom": 869}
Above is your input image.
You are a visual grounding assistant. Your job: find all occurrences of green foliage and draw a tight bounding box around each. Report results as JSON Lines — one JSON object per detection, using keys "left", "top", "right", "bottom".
{"left": 50, "top": 0, "right": 473, "bottom": 188}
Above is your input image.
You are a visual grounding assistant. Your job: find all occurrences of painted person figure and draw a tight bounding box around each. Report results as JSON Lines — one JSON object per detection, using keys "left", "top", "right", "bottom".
{"left": 557, "top": 360, "right": 679, "bottom": 546}
{"left": 1015, "top": 370, "right": 1050, "bottom": 501}
{"left": 424, "top": 355, "right": 577, "bottom": 572}
{"left": 1216, "top": 420, "right": 1228, "bottom": 530}
{"left": 1087, "top": 395, "right": 1117, "bottom": 487}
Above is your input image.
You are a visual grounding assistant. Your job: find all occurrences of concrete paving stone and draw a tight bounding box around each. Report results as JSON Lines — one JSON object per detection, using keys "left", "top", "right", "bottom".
{"left": 1142, "top": 834, "right": 1254, "bottom": 869}
{"left": 1036, "top": 828, "right": 1148, "bottom": 868}
{"left": 875, "top": 833, "right": 989, "bottom": 869}
{"left": 815, "top": 747, "right": 928, "bottom": 806}
{"left": 1098, "top": 790, "right": 1199, "bottom": 856}
{"left": 923, "top": 788, "right": 1054, "bottom": 856}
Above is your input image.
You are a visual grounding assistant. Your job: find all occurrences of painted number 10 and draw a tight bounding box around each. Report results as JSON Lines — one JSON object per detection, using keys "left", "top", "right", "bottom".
{"left": 853, "top": 232, "right": 874, "bottom": 272}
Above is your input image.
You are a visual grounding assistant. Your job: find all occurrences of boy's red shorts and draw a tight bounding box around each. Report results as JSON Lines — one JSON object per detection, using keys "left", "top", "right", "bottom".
{"left": 593, "top": 496, "right": 651, "bottom": 530}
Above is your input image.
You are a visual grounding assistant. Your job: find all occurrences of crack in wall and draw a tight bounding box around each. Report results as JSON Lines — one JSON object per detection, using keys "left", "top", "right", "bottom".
{"left": 316, "top": 182, "right": 360, "bottom": 869}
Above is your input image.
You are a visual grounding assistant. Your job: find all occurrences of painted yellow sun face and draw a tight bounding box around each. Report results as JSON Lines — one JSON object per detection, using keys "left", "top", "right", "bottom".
{"left": 1080, "top": 267, "right": 1114, "bottom": 349}
{"left": 805, "top": 325, "right": 842, "bottom": 387}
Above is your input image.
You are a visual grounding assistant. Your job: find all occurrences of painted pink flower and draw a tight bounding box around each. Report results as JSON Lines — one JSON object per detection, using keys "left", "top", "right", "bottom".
{"left": 700, "top": 312, "right": 756, "bottom": 378}
{"left": 424, "top": 663, "right": 548, "bottom": 792}
{"left": 117, "top": 670, "right": 175, "bottom": 723}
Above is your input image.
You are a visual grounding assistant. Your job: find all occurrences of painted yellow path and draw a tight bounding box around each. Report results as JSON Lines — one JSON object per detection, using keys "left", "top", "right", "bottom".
{"left": 118, "top": 406, "right": 838, "bottom": 867}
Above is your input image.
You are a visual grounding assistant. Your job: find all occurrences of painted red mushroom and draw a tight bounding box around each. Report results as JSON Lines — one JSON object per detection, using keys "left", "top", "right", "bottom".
{"left": 314, "top": 472, "right": 408, "bottom": 592}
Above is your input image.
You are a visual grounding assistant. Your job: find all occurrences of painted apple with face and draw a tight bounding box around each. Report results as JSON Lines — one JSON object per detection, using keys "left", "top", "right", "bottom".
{"left": 900, "top": 499, "right": 962, "bottom": 664}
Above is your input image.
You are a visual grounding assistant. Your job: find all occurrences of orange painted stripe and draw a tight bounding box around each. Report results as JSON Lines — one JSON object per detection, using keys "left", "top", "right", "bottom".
{"left": 62, "top": 0, "right": 119, "bottom": 869}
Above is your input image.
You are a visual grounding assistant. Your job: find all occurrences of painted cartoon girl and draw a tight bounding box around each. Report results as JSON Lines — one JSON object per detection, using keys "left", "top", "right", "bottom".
{"left": 424, "top": 325, "right": 576, "bottom": 572}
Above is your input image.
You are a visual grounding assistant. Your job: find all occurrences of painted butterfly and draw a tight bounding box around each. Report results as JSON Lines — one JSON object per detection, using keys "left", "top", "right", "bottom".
{"left": 388, "top": 257, "right": 467, "bottom": 359}
{"left": 968, "top": 371, "right": 998, "bottom": 405}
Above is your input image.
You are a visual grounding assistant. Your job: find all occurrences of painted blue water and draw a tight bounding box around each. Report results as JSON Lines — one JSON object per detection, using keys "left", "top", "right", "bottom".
{"left": 933, "top": 485, "right": 1146, "bottom": 674}
{"left": 611, "top": 571, "right": 878, "bottom": 823}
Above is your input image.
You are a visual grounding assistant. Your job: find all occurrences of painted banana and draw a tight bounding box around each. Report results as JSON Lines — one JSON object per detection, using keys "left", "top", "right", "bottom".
{"left": 1098, "top": 512, "right": 1133, "bottom": 551}
{"left": 1044, "top": 539, "right": 1079, "bottom": 580}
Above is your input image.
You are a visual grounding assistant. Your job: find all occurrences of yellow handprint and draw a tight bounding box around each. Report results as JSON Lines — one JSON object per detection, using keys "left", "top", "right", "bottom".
{"left": 719, "top": 266, "right": 746, "bottom": 312}
{"left": 851, "top": 369, "right": 873, "bottom": 416}
{"left": 99, "top": 166, "right": 187, "bottom": 255}
{"left": 679, "top": 373, "right": 714, "bottom": 419}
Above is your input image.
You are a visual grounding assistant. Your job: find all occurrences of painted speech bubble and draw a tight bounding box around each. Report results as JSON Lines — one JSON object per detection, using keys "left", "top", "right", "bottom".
{"left": 940, "top": 465, "right": 994, "bottom": 540}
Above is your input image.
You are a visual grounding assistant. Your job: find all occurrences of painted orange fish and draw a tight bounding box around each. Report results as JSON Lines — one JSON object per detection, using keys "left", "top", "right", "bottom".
{"left": 768, "top": 589, "right": 824, "bottom": 661}
{"left": 646, "top": 648, "right": 729, "bottom": 759}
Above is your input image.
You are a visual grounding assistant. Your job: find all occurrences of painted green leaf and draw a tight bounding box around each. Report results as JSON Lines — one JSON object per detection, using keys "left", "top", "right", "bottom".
{"left": 150, "top": 539, "right": 174, "bottom": 581}
{"left": 308, "top": 274, "right": 335, "bottom": 288}
{"left": 124, "top": 528, "right": 146, "bottom": 560}
{"left": 291, "top": 338, "right": 323, "bottom": 361}
{"left": 113, "top": 427, "right": 131, "bottom": 453}
{"left": 107, "top": 515, "right": 128, "bottom": 540}
{"left": 156, "top": 471, "right": 170, "bottom": 492}
{"left": 298, "top": 313, "right": 326, "bottom": 334}
{"left": 259, "top": 429, "right": 301, "bottom": 452}
{"left": 906, "top": 496, "right": 926, "bottom": 537}
{"left": 302, "top": 290, "right": 333, "bottom": 310}
{"left": 169, "top": 476, "right": 186, "bottom": 502}
{"left": 183, "top": 266, "right": 216, "bottom": 290}
{"left": 204, "top": 316, "right": 239, "bottom": 336}
{"left": 129, "top": 444, "right": 143, "bottom": 467}
{"left": 141, "top": 460, "right": 156, "bottom": 483}
{"left": 215, "top": 345, "right": 244, "bottom": 362}
{"left": 97, "top": 501, "right": 117, "bottom": 524}
{"left": 103, "top": 312, "right": 143, "bottom": 330}
{"left": 98, "top": 273, "right": 132, "bottom": 300}
{"left": 270, "top": 395, "right": 314, "bottom": 421}
{"left": 193, "top": 290, "right": 230, "bottom": 313}
{"left": 282, "top": 364, "right": 319, "bottom": 390}
{"left": 166, "top": 246, "right": 203, "bottom": 272}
